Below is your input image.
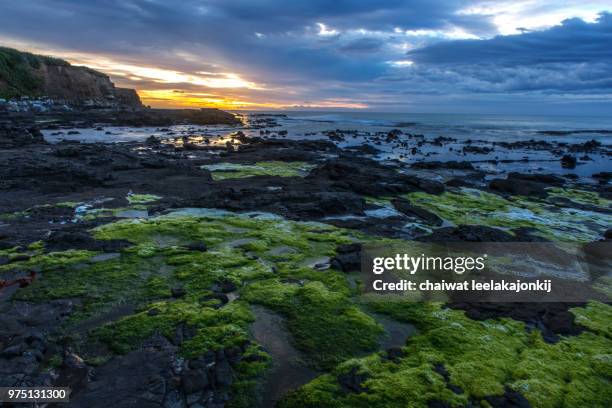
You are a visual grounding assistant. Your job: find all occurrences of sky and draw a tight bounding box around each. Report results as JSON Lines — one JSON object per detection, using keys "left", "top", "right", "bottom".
{"left": 0, "top": 0, "right": 611, "bottom": 114}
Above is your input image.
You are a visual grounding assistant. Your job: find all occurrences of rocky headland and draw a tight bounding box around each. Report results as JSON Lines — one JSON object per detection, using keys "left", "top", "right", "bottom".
{"left": 0, "top": 46, "right": 240, "bottom": 148}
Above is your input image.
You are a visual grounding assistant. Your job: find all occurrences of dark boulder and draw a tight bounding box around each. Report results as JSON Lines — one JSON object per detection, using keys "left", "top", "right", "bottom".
{"left": 448, "top": 302, "right": 584, "bottom": 343}
{"left": 484, "top": 387, "right": 532, "bottom": 408}
{"left": 411, "top": 161, "right": 474, "bottom": 170}
{"left": 560, "top": 154, "right": 577, "bottom": 169}
{"left": 45, "top": 229, "right": 131, "bottom": 252}
{"left": 592, "top": 172, "right": 611, "bottom": 183}
{"left": 391, "top": 199, "right": 443, "bottom": 226}
{"left": 56, "top": 351, "right": 90, "bottom": 392}
{"left": 337, "top": 366, "right": 370, "bottom": 394}
{"left": 330, "top": 243, "right": 362, "bottom": 272}
{"left": 489, "top": 172, "right": 564, "bottom": 198}
{"left": 307, "top": 158, "right": 444, "bottom": 196}
{"left": 181, "top": 368, "right": 210, "bottom": 394}
{"left": 384, "top": 347, "right": 406, "bottom": 363}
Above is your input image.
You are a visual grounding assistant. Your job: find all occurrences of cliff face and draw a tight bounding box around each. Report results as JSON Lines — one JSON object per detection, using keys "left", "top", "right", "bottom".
{"left": 0, "top": 46, "right": 142, "bottom": 108}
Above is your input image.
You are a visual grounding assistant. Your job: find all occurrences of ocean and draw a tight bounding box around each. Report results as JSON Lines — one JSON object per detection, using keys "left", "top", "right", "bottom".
{"left": 42, "top": 111, "right": 612, "bottom": 178}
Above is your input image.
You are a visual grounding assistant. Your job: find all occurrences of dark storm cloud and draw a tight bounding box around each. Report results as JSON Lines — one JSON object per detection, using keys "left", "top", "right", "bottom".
{"left": 408, "top": 12, "right": 612, "bottom": 65}
{"left": 401, "top": 13, "right": 612, "bottom": 94}
{"left": 0, "top": 0, "right": 611, "bottom": 111}
{"left": 0, "top": 0, "right": 490, "bottom": 82}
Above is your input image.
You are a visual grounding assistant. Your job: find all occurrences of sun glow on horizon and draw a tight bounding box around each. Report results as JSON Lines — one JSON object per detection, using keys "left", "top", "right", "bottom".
{"left": 138, "top": 89, "right": 285, "bottom": 109}
{"left": 138, "top": 89, "right": 368, "bottom": 110}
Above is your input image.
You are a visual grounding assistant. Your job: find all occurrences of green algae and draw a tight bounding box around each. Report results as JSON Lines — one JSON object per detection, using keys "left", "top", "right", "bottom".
{"left": 126, "top": 193, "right": 161, "bottom": 204}
{"left": 8, "top": 204, "right": 611, "bottom": 407}
{"left": 364, "top": 196, "right": 393, "bottom": 207}
{"left": 244, "top": 280, "right": 384, "bottom": 370}
{"left": 280, "top": 299, "right": 612, "bottom": 408}
{"left": 93, "top": 213, "right": 376, "bottom": 368}
{"left": 0, "top": 248, "right": 96, "bottom": 273}
{"left": 54, "top": 201, "right": 81, "bottom": 208}
{"left": 2, "top": 201, "right": 81, "bottom": 220}
{"left": 546, "top": 188, "right": 611, "bottom": 209}
{"left": 202, "top": 161, "right": 316, "bottom": 180}
{"left": 405, "top": 188, "right": 612, "bottom": 242}
{"left": 570, "top": 301, "right": 612, "bottom": 338}
{"left": 15, "top": 212, "right": 370, "bottom": 369}
{"left": 97, "top": 300, "right": 254, "bottom": 356}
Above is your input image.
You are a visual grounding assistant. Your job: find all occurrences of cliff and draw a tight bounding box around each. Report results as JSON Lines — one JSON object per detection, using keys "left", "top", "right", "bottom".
{"left": 0, "top": 46, "right": 142, "bottom": 108}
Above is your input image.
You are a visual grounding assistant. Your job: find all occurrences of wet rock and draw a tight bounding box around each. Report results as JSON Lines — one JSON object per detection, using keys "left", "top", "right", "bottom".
{"left": 57, "top": 351, "right": 90, "bottom": 392}
{"left": 427, "top": 401, "right": 452, "bottom": 408}
{"left": 417, "top": 225, "right": 515, "bottom": 242}
{"left": 186, "top": 242, "right": 208, "bottom": 252}
{"left": 307, "top": 158, "right": 444, "bottom": 196}
{"left": 411, "top": 161, "right": 474, "bottom": 170}
{"left": 345, "top": 144, "right": 380, "bottom": 155}
{"left": 445, "top": 177, "right": 482, "bottom": 188}
{"left": 560, "top": 154, "right": 577, "bottom": 169}
{"left": 337, "top": 366, "right": 370, "bottom": 394}
{"left": 214, "top": 359, "right": 233, "bottom": 387}
{"left": 484, "top": 387, "right": 531, "bottom": 408}
{"left": 8, "top": 253, "right": 30, "bottom": 263}
{"left": 592, "top": 172, "right": 611, "bottom": 183}
{"left": 330, "top": 243, "right": 362, "bottom": 272}
{"left": 171, "top": 287, "right": 186, "bottom": 298}
{"left": 391, "top": 199, "right": 443, "bottom": 226}
{"left": 433, "top": 363, "right": 463, "bottom": 394}
{"left": 1, "top": 343, "right": 25, "bottom": 357}
{"left": 462, "top": 145, "right": 493, "bottom": 154}
{"left": 69, "top": 346, "right": 177, "bottom": 407}
{"left": 182, "top": 369, "right": 210, "bottom": 394}
{"left": 146, "top": 135, "right": 161, "bottom": 145}
{"left": 193, "top": 186, "right": 365, "bottom": 220}
{"left": 199, "top": 293, "right": 229, "bottom": 308}
{"left": 489, "top": 172, "right": 564, "bottom": 198}
{"left": 384, "top": 347, "right": 406, "bottom": 363}
{"left": 140, "top": 157, "right": 169, "bottom": 169}
{"left": 55, "top": 146, "right": 84, "bottom": 158}
{"left": 45, "top": 229, "right": 131, "bottom": 252}
{"left": 0, "top": 125, "right": 46, "bottom": 148}
{"left": 211, "top": 279, "right": 237, "bottom": 293}
{"left": 147, "top": 308, "right": 160, "bottom": 316}
{"left": 448, "top": 302, "right": 584, "bottom": 343}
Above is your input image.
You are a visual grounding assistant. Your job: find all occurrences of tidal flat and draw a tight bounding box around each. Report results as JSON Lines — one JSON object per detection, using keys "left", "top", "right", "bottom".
{"left": 1, "top": 112, "right": 611, "bottom": 407}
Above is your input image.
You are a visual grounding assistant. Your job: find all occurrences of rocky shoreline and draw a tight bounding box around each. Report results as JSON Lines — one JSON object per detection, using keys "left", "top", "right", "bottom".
{"left": 1, "top": 112, "right": 611, "bottom": 407}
